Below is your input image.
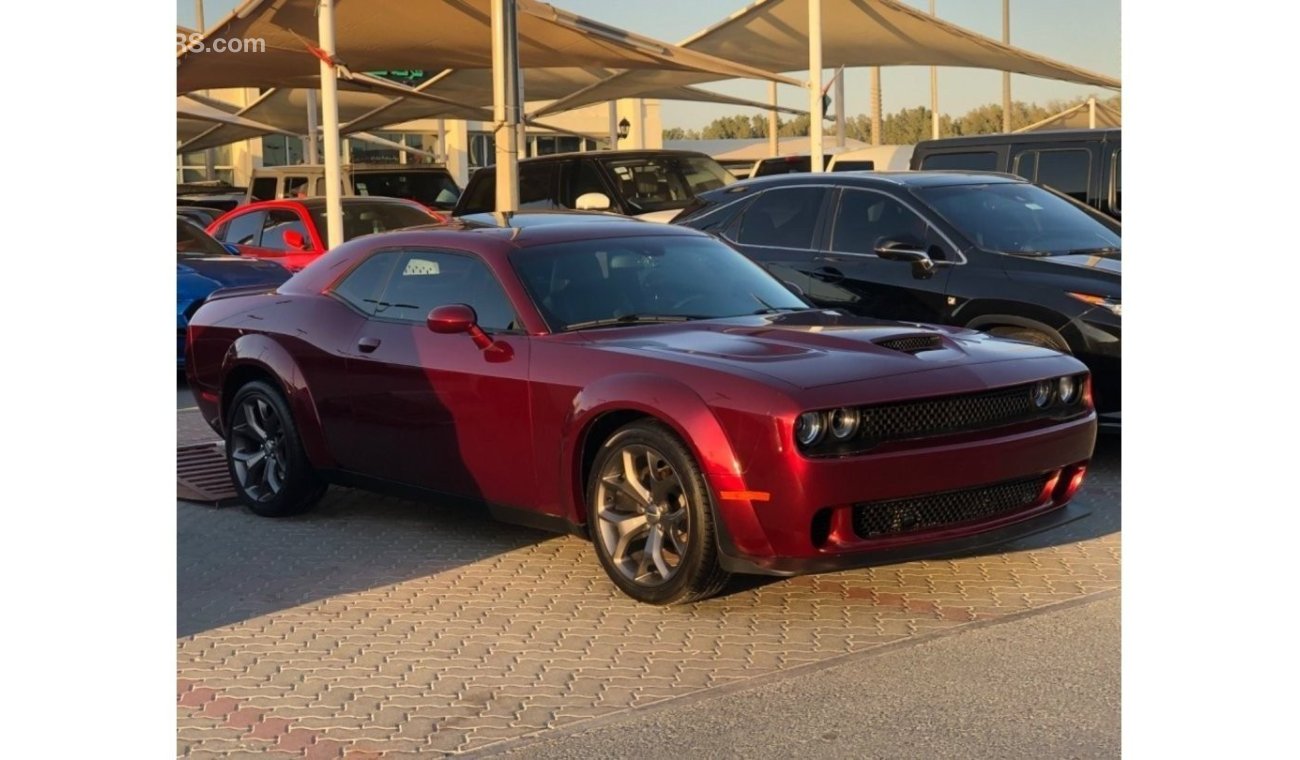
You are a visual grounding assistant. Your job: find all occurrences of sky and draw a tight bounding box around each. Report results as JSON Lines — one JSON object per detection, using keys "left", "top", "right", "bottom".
{"left": 176, "top": 0, "right": 1120, "bottom": 130}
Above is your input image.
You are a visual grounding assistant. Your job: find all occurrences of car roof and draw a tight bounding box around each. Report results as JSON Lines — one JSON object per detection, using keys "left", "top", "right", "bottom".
{"left": 368, "top": 213, "right": 703, "bottom": 249}
{"left": 915, "top": 128, "right": 1120, "bottom": 149}
{"left": 285, "top": 196, "right": 427, "bottom": 210}
{"left": 712, "top": 170, "right": 1026, "bottom": 194}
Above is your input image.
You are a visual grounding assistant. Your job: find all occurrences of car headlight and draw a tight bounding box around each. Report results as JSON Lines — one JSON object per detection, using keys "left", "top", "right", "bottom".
{"left": 828, "top": 407, "right": 860, "bottom": 440}
{"left": 795, "top": 412, "right": 825, "bottom": 447}
{"left": 1068, "top": 292, "right": 1121, "bottom": 317}
{"left": 1031, "top": 380, "right": 1055, "bottom": 408}
{"left": 1058, "top": 376, "right": 1080, "bottom": 404}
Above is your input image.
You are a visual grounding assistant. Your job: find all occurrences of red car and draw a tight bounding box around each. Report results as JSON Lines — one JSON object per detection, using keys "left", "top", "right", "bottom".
{"left": 185, "top": 215, "right": 1097, "bottom": 604}
{"left": 205, "top": 197, "right": 439, "bottom": 272}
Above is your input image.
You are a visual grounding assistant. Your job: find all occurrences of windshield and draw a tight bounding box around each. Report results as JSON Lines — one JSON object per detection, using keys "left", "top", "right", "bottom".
{"left": 597, "top": 156, "right": 735, "bottom": 213}
{"left": 913, "top": 183, "right": 1120, "bottom": 255}
{"left": 307, "top": 201, "right": 435, "bottom": 243}
{"left": 177, "top": 218, "right": 231, "bottom": 257}
{"left": 510, "top": 234, "right": 809, "bottom": 332}
{"left": 353, "top": 171, "right": 461, "bottom": 209}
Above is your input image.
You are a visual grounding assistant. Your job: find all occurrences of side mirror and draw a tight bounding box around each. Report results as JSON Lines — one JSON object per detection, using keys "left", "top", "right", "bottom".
{"left": 282, "top": 229, "right": 308, "bottom": 250}
{"left": 427, "top": 304, "right": 492, "bottom": 349}
{"left": 875, "top": 238, "right": 937, "bottom": 280}
{"left": 575, "top": 192, "right": 612, "bottom": 211}
{"left": 222, "top": 243, "right": 241, "bottom": 255}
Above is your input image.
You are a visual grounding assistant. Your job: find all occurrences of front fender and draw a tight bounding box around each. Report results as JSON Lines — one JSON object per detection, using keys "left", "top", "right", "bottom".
{"left": 562, "top": 373, "right": 777, "bottom": 560}
{"left": 221, "top": 334, "right": 336, "bottom": 470}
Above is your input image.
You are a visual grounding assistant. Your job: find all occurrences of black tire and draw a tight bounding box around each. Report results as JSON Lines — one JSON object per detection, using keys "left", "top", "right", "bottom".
{"left": 586, "top": 420, "right": 731, "bottom": 605}
{"left": 225, "top": 380, "right": 327, "bottom": 517}
{"left": 985, "top": 325, "right": 1071, "bottom": 353}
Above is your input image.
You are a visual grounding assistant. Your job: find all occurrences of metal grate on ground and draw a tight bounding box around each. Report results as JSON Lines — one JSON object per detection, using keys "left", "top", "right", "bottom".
{"left": 177, "top": 442, "right": 237, "bottom": 505}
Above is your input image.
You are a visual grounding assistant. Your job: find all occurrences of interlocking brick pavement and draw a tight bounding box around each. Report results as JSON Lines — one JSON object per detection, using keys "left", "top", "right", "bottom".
{"left": 178, "top": 407, "right": 1119, "bottom": 758}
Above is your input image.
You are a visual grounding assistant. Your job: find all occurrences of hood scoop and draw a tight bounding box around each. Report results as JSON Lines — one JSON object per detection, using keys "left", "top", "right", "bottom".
{"left": 874, "top": 334, "right": 944, "bottom": 354}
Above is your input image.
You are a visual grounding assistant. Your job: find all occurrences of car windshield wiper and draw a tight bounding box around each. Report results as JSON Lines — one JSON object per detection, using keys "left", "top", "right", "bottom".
{"left": 1066, "top": 247, "right": 1121, "bottom": 257}
{"left": 749, "top": 292, "right": 805, "bottom": 315}
{"left": 564, "top": 314, "right": 703, "bottom": 332}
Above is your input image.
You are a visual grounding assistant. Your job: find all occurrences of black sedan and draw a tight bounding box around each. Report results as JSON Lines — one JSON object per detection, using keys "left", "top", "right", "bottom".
{"left": 673, "top": 172, "right": 1121, "bottom": 427}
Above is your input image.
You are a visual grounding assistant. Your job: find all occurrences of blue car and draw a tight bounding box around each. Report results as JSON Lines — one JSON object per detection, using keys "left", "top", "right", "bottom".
{"left": 178, "top": 217, "right": 291, "bottom": 368}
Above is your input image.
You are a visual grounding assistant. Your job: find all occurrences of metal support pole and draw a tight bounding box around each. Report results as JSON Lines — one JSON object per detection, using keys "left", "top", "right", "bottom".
{"left": 1089, "top": 96, "right": 1097, "bottom": 129}
{"left": 197, "top": 0, "right": 217, "bottom": 180}
{"left": 930, "top": 0, "right": 940, "bottom": 140}
{"left": 870, "top": 67, "right": 882, "bottom": 146}
{"left": 608, "top": 101, "right": 618, "bottom": 149}
{"left": 633, "top": 99, "right": 646, "bottom": 149}
{"left": 492, "top": 0, "right": 520, "bottom": 212}
{"left": 808, "top": 0, "right": 824, "bottom": 172}
{"left": 834, "top": 73, "right": 846, "bottom": 148}
{"left": 317, "top": 0, "right": 344, "bottom": 247}
{"left": 305, "top": 90, "right": 320, "bottom": 164}
{"left": 436, "top": 119, "right": 446, "bottom": 163}
{"left": 768, "top": 81, "right": 779, "bottom": 157}
{"left": 1002, "top": 0, "right": 1012, "bottom": 133}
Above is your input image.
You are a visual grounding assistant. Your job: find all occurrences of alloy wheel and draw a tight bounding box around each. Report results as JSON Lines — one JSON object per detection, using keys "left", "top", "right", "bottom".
{"left": 594, "top": 444, "right": 691, "bottom": 587}
{"left": 228, "top": 395, "right": 288, "bottom": 502}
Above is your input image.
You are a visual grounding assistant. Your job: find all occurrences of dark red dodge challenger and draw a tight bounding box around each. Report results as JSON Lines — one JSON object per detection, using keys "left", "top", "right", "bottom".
{"left": 186, "top": 214, "right": 1097, "bottom": 604}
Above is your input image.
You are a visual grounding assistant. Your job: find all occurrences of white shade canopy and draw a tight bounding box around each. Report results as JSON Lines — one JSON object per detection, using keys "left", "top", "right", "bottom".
{"left": 534, "top": 0, "right": 1121, "bottom": 118}
{"left": 176, "top": 0, "right": 799, "bottom": 94}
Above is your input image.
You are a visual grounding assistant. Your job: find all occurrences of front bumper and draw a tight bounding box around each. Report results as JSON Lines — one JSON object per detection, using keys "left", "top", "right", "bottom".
{"left": 718, "top": 500, "right": 1089, "bottom": 576}
{"left": 708, "top": 413, "right": 1097, "bottom": 577}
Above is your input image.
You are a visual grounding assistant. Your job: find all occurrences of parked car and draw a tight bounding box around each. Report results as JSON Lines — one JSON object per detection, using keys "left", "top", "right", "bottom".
{"left": 177, "top": 217, "right": 290, "bottom": 368}
{"left": 452, "top": 149, "right": 735, "bottom": 222}
{"left": 910, "top": 128, "right": 1120, "bottom": 219}
{"left": 176, "top": 205, "right": 225, "bottom": 228}
{"left": 178, "top": 182, "right": 247, "bottom": 213}
{"left": 673, "top": 172, "right": 1121, "bottom": 428}
{"left": 206, "top": 197, "right": 438, "bottom": 271}
{"left": 245, "top": 164, "right": 462, "bottom": 215}
{"left": 186, "top": 214, "right": 1097, "bottom": 604}
{"left": 826, "top": 145, "right": 914, "bottom": 172}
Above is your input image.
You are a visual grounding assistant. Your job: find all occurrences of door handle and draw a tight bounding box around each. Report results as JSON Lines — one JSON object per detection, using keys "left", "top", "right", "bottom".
{"left": 815, "top": 265, "right": 844, "bottom": 283}
{"left": 356, "top": 336, "right": 381, "bottom": 353}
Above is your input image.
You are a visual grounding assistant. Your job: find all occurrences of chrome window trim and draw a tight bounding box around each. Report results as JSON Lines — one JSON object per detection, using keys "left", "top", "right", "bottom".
{"left": 829, "top": 187, "right": 968, "bottom": 265}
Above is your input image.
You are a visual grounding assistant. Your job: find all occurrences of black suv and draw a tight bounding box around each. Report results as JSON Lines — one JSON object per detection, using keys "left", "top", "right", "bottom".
{"left": 673, "top": 172, "right": 1121, "bottom": 428}
{"left": 911, "top": 128, "right": 1120, "bottom": 220}
{"left": 452, "top": 149, "right": 735, "bottom": 222}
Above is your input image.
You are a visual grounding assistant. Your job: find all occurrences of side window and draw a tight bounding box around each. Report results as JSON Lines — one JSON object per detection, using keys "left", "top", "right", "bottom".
{"left": 736, "top": 187, "right": 828, "bottom": 249}
{"left": 284, "top": 176, "right": 310, "bottom": 198}
{"left": 1034, "top": 149, "right": 1091, "bottom": 203}
{"left": 259, "top": 210, "right": 311, "bottom": 252}
{"left": 374, "top": 251, "right": 520, "bottom": 331}
{"left": 332, "top": 251, "right": 402, "bottom": 316}
{"left": 564, "top": 160, "right": 609, "bottom": 207}
{"left": 920, "top": 151, "right": 998, "bottom": 171}
{"left": 519, "top": 164, "right": 560, "bottom": 210}
{"left": 222, "top": 211, "right": 266, "bottom": 246}
{"left": 831, "top": 191, "right": 932, "bottom": 256}
{"left": 249, "top": 177, "right": 277, "bottom": 202}
{"left": 459, "top": 171, "right": 496, "bottom": 214}
{"left": 1012, "top": 151, "right": 1037, "bottom": 181}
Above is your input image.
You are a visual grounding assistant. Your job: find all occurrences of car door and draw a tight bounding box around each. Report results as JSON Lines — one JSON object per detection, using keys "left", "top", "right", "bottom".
{"left": 808, "top": 187, "right": 955, "bottom": 323}
{"left": 722, "top": 186, "right": 832, "bottom": 297}
{"left": 258, "top": 208, "right": 323, "bottom": 271}
{"left": 342, "top": 248, "right": 535, "bottom": 507}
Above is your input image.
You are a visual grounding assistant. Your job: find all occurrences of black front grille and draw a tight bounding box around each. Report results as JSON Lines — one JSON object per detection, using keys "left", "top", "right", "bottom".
{"left": 875, "top": 334, "right": 943, "bottom": 353}
{"left": 861, "top": 384, "right": 1038, "bottom": 444}
{"left": 852, "top": 474, "right": 1051, "bottom": 539}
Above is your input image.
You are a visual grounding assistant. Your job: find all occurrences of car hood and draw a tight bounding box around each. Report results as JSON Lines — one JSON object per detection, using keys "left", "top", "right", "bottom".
{"left": 177, "top": 255, "right": 291, "bottom": 287}
{"left": 1032, "top": 252, "right": 1121, "bottom": 275}
{"left": 583, "top": 310, "right": 1066, "bottom": 390}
